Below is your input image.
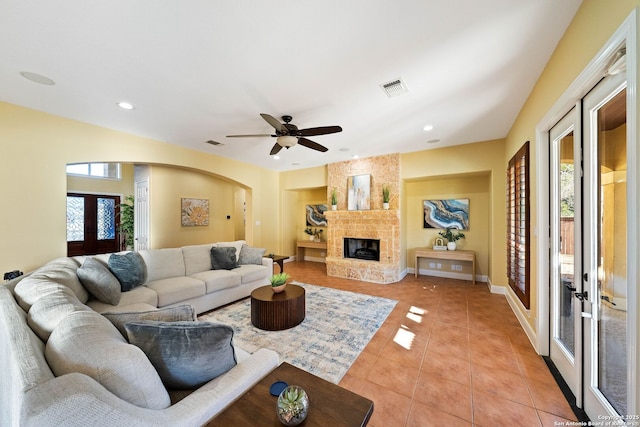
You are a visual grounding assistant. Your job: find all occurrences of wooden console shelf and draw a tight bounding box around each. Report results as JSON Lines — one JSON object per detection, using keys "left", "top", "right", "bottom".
{"left": 414, "top": 248, "right": 476, "bottom": 284}
{"left": 296, "top": 240, "right": 327, "bottom": 262}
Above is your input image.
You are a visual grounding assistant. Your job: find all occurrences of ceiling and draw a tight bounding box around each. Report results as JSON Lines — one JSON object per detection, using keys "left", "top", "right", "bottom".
{"left": 1, "top": 0, "right": 582, "bottom": 172}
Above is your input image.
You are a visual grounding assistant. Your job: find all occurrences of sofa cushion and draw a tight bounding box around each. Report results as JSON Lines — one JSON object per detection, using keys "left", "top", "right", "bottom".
{"left": 102, "top": 304, "right": 197, "bottom": 338}
{"left": 77, "top": 257, "right": 121, "bottom": 305}
{"left": 233, "top": 264, "right": 269, "bottom": 284}
{"left": 87, "top": 285, "right": 158, "bottom": 313}
{"left": 182, "top": 244, "right": 216, "bottom": 276}
{"left": 14, "top": 258, "right": 89, "bottom": 310}
{"left": 139, "top": 248, "right": 186, "bottom": 282}
{"left": 210, "top": 247, "right": 238, "bottom": 270}
{"left": 238, "top": 244, "right": 266, "bottom": 265}
{"left": 45, "top": 311, "right": 170, "bottom": 410}
{"left": 189, "top": 269, "right": 242, "bottom": 293}
{"left": 145, "top": 276, "right": 206, "bottom": 307}
{"left": 217, "top": 240, "right": 246, "bottom": 262}
{"left": 125, "top": 321, "right": 237, "bottom": 389}
{"left": 108, "top": 252, "right": 147, "bottom": 291}
{"left": 27, "top": 286, "right": 91, "bottom": 342}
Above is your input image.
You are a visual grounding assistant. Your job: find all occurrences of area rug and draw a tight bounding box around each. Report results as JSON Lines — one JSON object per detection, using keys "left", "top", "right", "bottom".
{"left": 199, "top": 282, "right": 397, "bottom": 384}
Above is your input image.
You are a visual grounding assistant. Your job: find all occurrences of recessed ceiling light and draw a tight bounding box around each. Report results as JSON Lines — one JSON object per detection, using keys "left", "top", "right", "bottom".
{"left": 426, "top": 139, "right": 440, "bottom": 144}
{"left": 273, "top": 155, "right": 280, "bottom": 160}
{"left": 339, "top": 148, "right": 350, "bottom": 152}
{"left": 423, "top": 125, "right": 434, "bottom": 131}
{"left": 20, "top": 71, "right": 55, "bottom": 85}
{"left": 117, "top": 102, "right": 134, "bottom": 110}
{"left": 291, "top": 162, "right": 301, "bottom": 166}
{"left": 353, "top": 155, "right": 359, "bottom": 159}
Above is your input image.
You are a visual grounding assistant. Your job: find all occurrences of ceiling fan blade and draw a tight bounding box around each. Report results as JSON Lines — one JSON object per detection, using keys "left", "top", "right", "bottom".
{"left": 260, "top": 113, "right": 285, "bottom": 132}
{"left": 270, "top": 143, "right": 284, "bottom": 155}
{"left": 296, "top": 125, "right": 342, "bottom": 137}
{"left": 298, "top": 137, "right": 328, "bottom": 152}
{"left": 226, "top": 134, "right": 275, "bottom": 138}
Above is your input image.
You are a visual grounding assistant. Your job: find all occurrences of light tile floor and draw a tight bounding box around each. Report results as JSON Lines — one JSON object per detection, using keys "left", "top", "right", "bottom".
{"left": 282, "top": 261, "right": 579, "bottom": 427}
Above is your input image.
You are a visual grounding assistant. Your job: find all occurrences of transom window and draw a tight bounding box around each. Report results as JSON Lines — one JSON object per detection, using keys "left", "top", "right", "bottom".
{"left": 66, "top": 163, "right": 121, "bottom": 179}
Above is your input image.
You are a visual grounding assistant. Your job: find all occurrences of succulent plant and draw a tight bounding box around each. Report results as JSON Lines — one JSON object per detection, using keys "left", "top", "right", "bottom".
{"left": 277, "top": 386, "right": 309, "bottom": 425}
{"left": 270, "top": 272, "right": 290, "bottom": 287}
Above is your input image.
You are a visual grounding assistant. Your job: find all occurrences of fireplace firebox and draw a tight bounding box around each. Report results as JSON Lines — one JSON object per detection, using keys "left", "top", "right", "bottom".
{"left": 343, "top": 238, "right": 380, "bottom": 261}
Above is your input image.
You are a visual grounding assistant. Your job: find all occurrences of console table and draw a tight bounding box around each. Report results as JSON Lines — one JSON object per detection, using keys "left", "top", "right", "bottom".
{"left": 296, "top": 240, "right": 327, "bottom": 262}
{"left": 414, "top": 248, "right": 476, "bottom": 284}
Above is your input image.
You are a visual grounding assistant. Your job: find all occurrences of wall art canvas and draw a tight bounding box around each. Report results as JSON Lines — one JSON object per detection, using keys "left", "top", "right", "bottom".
{"left": 306, "top": 204, "right": 328, "bottom": 226}
{"left": 423, "top": 199, "right": 469, "bottom": 230}
{"left": 347, "top": 174, "right": 371, "bottom": 210}
{"left": 181, "top": 198, "right": 209, "bottom": 226}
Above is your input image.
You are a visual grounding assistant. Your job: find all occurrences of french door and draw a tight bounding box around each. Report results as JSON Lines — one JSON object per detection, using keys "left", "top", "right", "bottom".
{"left": 549, "top": 70, "right": 629, "bottom": 418}
{"left": 67, "top": 193, "right": 120, "bottom": 256}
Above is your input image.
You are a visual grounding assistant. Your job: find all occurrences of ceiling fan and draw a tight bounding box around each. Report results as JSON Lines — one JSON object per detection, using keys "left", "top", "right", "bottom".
{"left": 226, "top": 114, "right": 342, "bottom": 155}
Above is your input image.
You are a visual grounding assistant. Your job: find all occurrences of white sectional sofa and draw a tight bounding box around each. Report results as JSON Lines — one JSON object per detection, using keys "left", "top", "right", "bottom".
{"left": 0, "top": 240, "right": 279, "bottom": 426}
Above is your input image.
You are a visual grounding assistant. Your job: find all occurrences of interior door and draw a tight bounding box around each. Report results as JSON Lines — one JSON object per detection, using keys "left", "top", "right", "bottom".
{"left": 135, "top": 179, "right": 149, "bottom": 251}
{"left": 582, "top": 71, "right": 628, "bottom": 419}
{"left": 549, "top": 107, "right": 583, "bottom": 403}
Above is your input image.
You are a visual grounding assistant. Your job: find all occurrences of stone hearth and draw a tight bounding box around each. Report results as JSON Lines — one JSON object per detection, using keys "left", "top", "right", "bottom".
{"left": 325, "top": 210, "right": 401, "bottom": 284}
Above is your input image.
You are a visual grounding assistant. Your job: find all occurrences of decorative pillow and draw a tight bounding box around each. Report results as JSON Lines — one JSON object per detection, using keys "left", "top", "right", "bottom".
{"left": 125, "top": 321, "right": 237, "bottom": 389}
{"left": 45, "top": 311, "right": 170, "bottom": 409}
{"left": 210, "top": 247, "right": 238, "bottom": 270}
{"left": 77, "top": 258, "right": 121, "bottom": 305}
{"left": 108, "top": 252, "right": 147, "bottom": 291}
{"left": 102, "top": 304, "right": 197, "bottom": 339}
{"left": 238, "top": 244, "right": 266, "bottom": 265}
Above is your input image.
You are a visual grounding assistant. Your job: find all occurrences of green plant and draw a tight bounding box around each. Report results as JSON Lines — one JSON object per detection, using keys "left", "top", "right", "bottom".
{"left": 438, "top": 226, "right": 465, "bottom": 242}
{"left": 382, "top": 185, "right": 390, "bottom": 203}
{"left": 270, "top": 272, "right": 290, "bottom": 287}
{"left": 330, "top": 187, "right": 338, "bottom": 205}
{"left": 304, "top": 227, "right": 313, "bottom": 235}
{"left": 277, "top": 386, "right": 309, "bottom": 424}
{"left": 117, "top": 195, "right": 135, "bottom": 249}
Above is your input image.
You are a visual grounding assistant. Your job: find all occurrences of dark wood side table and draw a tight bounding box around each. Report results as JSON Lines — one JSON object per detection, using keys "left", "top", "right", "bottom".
{"left": 250, "top": 285, "right": 305, "bottom": 331}
{"left": 206, "top": 362, "right": 374, "bottom": 427}
{"left": 269, "top": 255, "right": 289, "bottom": 273}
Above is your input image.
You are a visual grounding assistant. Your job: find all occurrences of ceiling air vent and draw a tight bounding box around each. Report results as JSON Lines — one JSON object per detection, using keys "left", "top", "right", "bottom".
{"left": 380, "top": 78, "right": 408, "bottom": 98}
{"left": 205, "top": 140, "right": 224, "bottom": 146}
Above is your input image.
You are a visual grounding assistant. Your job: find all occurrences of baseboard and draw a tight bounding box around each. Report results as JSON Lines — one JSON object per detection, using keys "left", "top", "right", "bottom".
{"left": 504, "top": 285, "right": 538, "bottom": 352}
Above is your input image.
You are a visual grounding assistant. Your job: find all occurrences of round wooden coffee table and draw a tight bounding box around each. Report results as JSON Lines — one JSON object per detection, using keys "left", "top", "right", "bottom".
{"left": 250, "top": 285, "right": 305, "bottom": 331}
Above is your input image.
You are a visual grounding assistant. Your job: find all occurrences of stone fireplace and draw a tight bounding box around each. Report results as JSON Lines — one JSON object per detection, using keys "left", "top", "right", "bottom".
{"left": 324, "top": 153, "right": 401, "bottom": 284}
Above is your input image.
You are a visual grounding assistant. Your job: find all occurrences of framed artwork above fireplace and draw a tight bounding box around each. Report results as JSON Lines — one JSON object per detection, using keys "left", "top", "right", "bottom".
{"left": 347, "top": 174, "right": 371, "bottom": 210}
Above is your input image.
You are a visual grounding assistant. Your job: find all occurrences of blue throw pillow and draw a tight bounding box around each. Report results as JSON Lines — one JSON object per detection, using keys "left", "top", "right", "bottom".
{"left": 124, "top": 321, "right": 237, "bottom": 389}
{"left": 210, "top": 247, "right": 238, "bottom": 270}
{"left": 108, "top": 252, "right": 147, "bottom": 291}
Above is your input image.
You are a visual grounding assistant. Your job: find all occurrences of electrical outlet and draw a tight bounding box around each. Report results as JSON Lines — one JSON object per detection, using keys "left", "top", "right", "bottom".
{"left": 320, "top": 252, "right": 326, "bottom": 257}
{"left": 457, "top": 265, "right": 463, "bottom": 271}
{"left": 429, "top": 262, "right": 435, "bottom": 268}
{"left": 436, "top": 263, "right": 442, "bottom": 269}
{"left": 451, "top": 264, "right": 457, "bottom": 271}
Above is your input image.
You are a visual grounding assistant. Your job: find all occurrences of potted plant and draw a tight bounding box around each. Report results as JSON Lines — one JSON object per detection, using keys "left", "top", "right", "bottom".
{"left": 438, "top": 226, "right": 465, "bottom": 250}
{"left": 117, "top": 195, "right": 135, "bottom": 250}
{"left": 314, "top": 228, "right": 323, "bottom": 242}
{"left": 382, "top": 185, "right": 390, "bottom": 210}
{"left": 304, "top": 227, "right": 315, "bottom": 241}
{"left": 330, "top": 187, "right": 338, "bottom": 210}
{"left": 277, "top": 385, "right": 309, "bottom": 426}
{"left": 270, "top": 272, "right": 290, "bottom": 293}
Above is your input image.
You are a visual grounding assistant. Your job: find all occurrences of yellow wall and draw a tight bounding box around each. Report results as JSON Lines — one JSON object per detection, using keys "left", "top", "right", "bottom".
{"left": 504, "top": 0, "right": 638, "bottom": 328}
{"left": 401, "top": 139, "right": 506, "bottom": 284}
{"left": 146, "top": 165, "right": 244, "bottom": 248}
{"left": 0, "top": 102, "right": 279, "bottom": 274}
{"left": 405, "top": 174, "right": 490, "bottom": 278}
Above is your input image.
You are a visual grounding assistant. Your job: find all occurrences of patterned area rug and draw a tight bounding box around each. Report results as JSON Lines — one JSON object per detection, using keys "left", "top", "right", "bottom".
{"left": 199, "top": 281, "right": 397, "bottom": 384}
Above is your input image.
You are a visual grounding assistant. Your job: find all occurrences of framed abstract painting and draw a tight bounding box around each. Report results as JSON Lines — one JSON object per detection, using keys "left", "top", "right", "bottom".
{"left": 347, "top": 174, "right": 371, "bottom": 210}
{"left": 423, "top": 199, "right": 469, "bottom": 229}
{"left": 306, "top": 204, "right": 328, "bottom": 226}
{"left": 181, "top": 198, "right": 209, "bottom": 226}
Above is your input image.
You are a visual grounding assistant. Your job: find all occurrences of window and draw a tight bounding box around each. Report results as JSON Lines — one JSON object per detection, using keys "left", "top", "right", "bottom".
{"left": 506, "top": 141, "right": 530, "bottom": 308}
{"left": 66, "top": 163, "right": 121, "bottom": 179}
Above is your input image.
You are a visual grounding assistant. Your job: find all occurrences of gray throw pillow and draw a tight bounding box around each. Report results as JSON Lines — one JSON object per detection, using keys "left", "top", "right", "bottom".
{"left": 238, "top": 244, "right": 266, "bottom": 265}
{"left": 125, "top": 321, "right": 237, "bottom": 389}
{"left": 77, "top": 258, "right": 122, "bottom": 305}
{"left": 108, "top": 252, "right": 147, "bottom": 291}
{"left": 102, "top": 305, "right": 197, "bottom": 339}
{"left": 210, "top": 247, "right": 238, "bottom": 270}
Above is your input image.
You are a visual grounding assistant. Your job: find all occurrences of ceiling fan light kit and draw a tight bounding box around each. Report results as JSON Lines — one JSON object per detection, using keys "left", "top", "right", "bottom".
{"left": 227, "top": 113, "right": 342, "bottom": 156}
